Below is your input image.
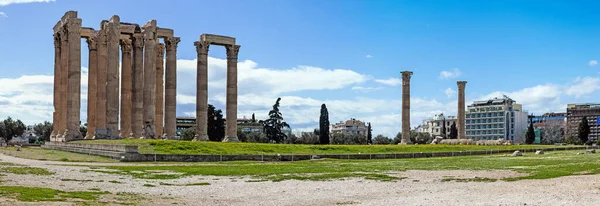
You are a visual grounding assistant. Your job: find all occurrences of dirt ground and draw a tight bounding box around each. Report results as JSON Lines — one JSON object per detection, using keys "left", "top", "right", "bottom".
{"left": 1, "top": 153, "right": 599, "bottom": 206}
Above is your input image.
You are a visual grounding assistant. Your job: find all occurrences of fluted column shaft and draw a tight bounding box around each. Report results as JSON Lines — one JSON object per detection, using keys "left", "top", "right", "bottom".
{"left": 164, "top": 37, "right": 180, "bottom": 139}
{"left": 95, "top": 29, "right": 108, "bottom": 137}
{"left": 65, "top": 18, "right": 82, "bottom": 141}
{"left": 120, "top": 38, "right": 133, "bottom": 138}
{"left": 457, "top": 81, "right": 467, "bottom": 139}
{"left": 142, "top": 21, "right": 157, "bottom": 139}
{"left": 155, "top": 43, "right": 165, "bottom": 137}
{"left": 85, "top": 35, "right": 98, "bottom": 139}
{"left": 58, "top": 28, "right": 68, "bottom": 140}
{"left": 193, "top": 41, "right": 209, "bottom": 141}
{"left": 51, "top": 33, "right": 61, "bottom": 141}
{"left": 131, "top": 33, "right": 144, "bottom": 138}
{"left": 224, "top": 45, "right": 241, "bottom": 142}
{"left": 106, "top": 17, "right": 120, "bottom": 137}
{"left": 400, "top": 71, "right": 413, "bottom": 144}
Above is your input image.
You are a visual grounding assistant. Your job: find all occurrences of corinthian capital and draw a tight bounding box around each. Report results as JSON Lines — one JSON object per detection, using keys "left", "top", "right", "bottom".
{"left": 86, "top": 36, "right": 98, "bottom": 51}
{"left": 132, "top": 33, "right": 144, "bottom": 49}
{"left": 225, "top": 44, "right": 241, "bottom": 60}
{"left": 165, "top": 37, "right": 181, "bottom": 51}
{"left": 156, "top": 43, "right": 165, "bottom": 57}
{"left": 53, "top": 33, "right": 61, "bottom": 49}
{"left": 120, "top": 38, "right": 132, "bottom": 53}
{"left": 194, "top": 41, "right": 210, "bottom": 55}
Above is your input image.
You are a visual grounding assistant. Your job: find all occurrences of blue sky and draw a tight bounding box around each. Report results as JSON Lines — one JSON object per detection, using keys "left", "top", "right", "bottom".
{"left": 1, "top": 0, "right": 599, "bottom": 137}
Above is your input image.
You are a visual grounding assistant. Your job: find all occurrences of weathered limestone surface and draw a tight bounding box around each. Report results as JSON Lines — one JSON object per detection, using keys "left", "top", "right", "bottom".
{"left": 142, "top": 20, "right": 157, "bottom": 139}
{"left": 51, "top": 33, "right": 61, "bottom": 141}
{"left": 95, "top": 29, "right": 108, "bottom": 138}
{"left": 105, "top": 16, "right": 121, "bottom": 138}
{"left": 223, "top": 44, "right": 241, "bottom": 142}
{"left": 131, "top": 33, "right": 144, "bottom": 138}
{"left": 193, "top": 41, "right": 209, "bottom": 141}
{"left": 119, "top": 38, "right": 133, "bottom": 138}
{"left": 155, "top": 43, "right": 165, "bottom": 137}
{"left": 57, "top": 27, "right": 69, "bottom": 141}
{"left": 457, "top": 81, "right": 467, "bottom": 139}
{"left": 200, "top": 34, "right": 235, "bottom": 46}
{"left": 65, "top": 18, "right": 83, "bottom": 141}
{"left": 85, "top": 34, "right": 98, "bottom": 139}
{"left": 164, "top": 37, "right": 180, "bottom": 139}
{"left": 400, "top": 71, "right": 413, "bottom": 144}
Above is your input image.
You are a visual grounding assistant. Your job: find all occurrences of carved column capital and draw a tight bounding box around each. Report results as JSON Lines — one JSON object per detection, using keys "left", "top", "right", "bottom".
{"left": 98, "top": 30, "right": 107, "bottom": 46}
{"left": 194, "top": 41, "right": 210, "bottom": 55}
{"left": 225, "top": 44, "right": 241, "bottom": 60}
{"left": 59, "top": 27, "right": 68, "bottom": 43}
{"left": 401, "top": 71, "right": 413, "bottom": 85}
{"left": 120, "top": 38, "right": 133, "bottom": 54}
{"left": 53, "top": 33, "right": 61, "bottom": 48}
{"left": 457, "top": 81, "right": 467, "bottom": 88}
{"left": 86, "top": 36, "right": 98, "bottom": 51}
{"left": 156, "top": 43, "right": 165, "bottom": 57}
{"left": 132, "top": 33, "right": 144, "bottom": 49}
{"left": 165, "top": 37, "right": 180, "bottom": 51}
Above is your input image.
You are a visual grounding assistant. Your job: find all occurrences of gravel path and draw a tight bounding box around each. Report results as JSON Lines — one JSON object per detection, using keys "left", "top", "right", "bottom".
{"left": 1, "top": 153, "right": 600, "bottom": 206}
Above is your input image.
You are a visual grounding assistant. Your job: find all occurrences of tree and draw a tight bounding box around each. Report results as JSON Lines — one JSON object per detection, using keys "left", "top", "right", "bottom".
{"left": 525, "top": 118, "right": 535, "bottom": 144}
{"left": 449, "top": 122, "right": 458, "bottom": 139}
{"left": 80, "top": 122, "right": 87, "bottom": 138}
{"left": 441, "top": 117, "right": 447, "bottom": 138}
{"left": 372, "top": 135, "right": 391, "bottom": 144}
{"left": 181, "top": 127, "right": 196, "bottom": 140}
{"left": 33, "top": 121, "right": 53, "bottom": 142}
{"left": 319, "top": 104, "right": 330, "bottom": 144}
{"left": 207, "top": 104, "right": 226, "bottom": 141}
{"left": 262, "top": 97, "right": 290, "bottom": 143}
{"left": 251, "top": 113, "right": 256, "bottom": 123}
{"left": 296, "top": 132, "right": 319, "bottom": 144}
{"left": 367, "top": 122, "right": 372, "bottom": 144}
{"left": 578, "top": 116, "right": 591, "bottom": 144}
{"left": 1, "top": 117, "right": 26, "bottom": 141}
{"left": 393, "top": 132, "right": 402, "bottom": 144}
{"left": 411, "top": 132, "right": 433, "bottom": 144}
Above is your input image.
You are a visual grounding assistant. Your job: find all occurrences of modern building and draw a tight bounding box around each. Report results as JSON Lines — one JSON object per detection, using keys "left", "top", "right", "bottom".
{"left": 176, "top": 116, "right": 287, "bottom": 136}
{"left": 175, "top": 117, "right": 196, "bottom": 135}
{"left": 566, "top": 103, "right": 600, "bottom": 140}
{"left": 331, "top": 118, "right": 368, "bottom": 136}
{"left": 417, "top": 113, "right": 457, "bottom": 137}
{"left": 465, "top": 95, "right": 528, "bottom": 142}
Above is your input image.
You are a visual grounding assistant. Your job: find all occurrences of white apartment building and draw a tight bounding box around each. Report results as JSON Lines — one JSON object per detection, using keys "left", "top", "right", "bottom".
{"left": 418, "top": 113, "right": 457, "bottom": 137}
{"left": 331, "top": 118, "right": 368, "bottom": 135}
{"left": 465, "top": 95, "right": 528, "bottom": 142}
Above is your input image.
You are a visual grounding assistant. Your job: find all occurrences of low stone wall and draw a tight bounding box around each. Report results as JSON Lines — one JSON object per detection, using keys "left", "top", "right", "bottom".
{"left": 41, "top": 142, "right": 598, "bottom": 162}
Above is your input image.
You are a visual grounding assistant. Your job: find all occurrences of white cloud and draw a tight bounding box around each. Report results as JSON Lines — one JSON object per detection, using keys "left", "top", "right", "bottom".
{"left": 365, "top": 55, "right": 373, "bottom": 59}
{"left": 374, "top": 77, "right": 402, "bottom": 86}
{"left": 351, "top": 86, "right": 382, "bottom": 92}
{"left": 589, "top": 60, "right": 598, "bottom": 67}
{"left": 439, "top": 68, "right": 461, "bottom": 79}
{"left": 0, "top": 12, "right": 6, "bottom": 18}
{"left": 0, "top": 0, "right": 55, "bottom": 6}
{"left": 565, "top": 77, "right": 600, "bottom": 98}
{"left": 444, "top": 88, "right": 457, "bottom": 98}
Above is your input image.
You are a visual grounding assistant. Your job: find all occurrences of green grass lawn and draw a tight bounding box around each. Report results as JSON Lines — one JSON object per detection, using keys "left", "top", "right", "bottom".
{"left": 92, "top": 150, "right": 600, "bottom": 182}
{"left": 75, "top": 139, "right": 563, "bottom": 155}
{"left": 0, "top": 147, "right": 118, "bottom": 163}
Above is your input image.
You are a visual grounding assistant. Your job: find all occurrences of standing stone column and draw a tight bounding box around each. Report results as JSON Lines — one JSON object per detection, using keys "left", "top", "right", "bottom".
{"left": 106, "top": 16, "right": 121, "bottom": 138}
{"left": 164, "top": 37, "right": 180, "bottom": 139}
{"left": 131, "top": 33, "right": 144, "bottom": 138}
{"left": 193, "top": 41, "right": 209, "bottom": 141}
{"left": 400, "top": 71, "right": 413, "bottom": 144}
{"left": 51, "top": 33, "right": 61, "bottom": 141}
{"left": 457, "top": 81, "right": 467, "bottom": 139}
{"left": 142, "top": 20, "right": 157, "bottom": 139}
{"left": 119, "top": 38, "right": 133, "bottom": 138}
{"left": 95, "top": 28, "right": 108, "bottom": 138}
{"left": 155, "top": 43, "right": 165, "bottom": 137}
{"left": 58, "top": 27, "right": 69, "bottom": 141}
{"left": 85, "top": 34, "right": 98, "bottom": 139}
{"left": 223, "top": 44, "right": 241, "bottom": 142}
{"left": 65, "top": 18, "right": 83, "bottom": 141}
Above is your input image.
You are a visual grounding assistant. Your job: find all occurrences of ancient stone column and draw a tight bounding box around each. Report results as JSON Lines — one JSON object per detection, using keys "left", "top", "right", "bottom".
{"left": 85, "top": 34, "right": 98, "bottom": 139}
{"left": 119, "top": 38, "right": 133, "bottom": 138}
{"left": 164, "top": 37, "right": 180, "bottom": 139}
{"left": 155, "top": 43, "right": 165, "bottom": 137}
{"left": 57, "top": 27, "right": 69, "bottom": 141}
{"left": 193, "top": 41, "right": 209, "bottom": 141}
{"left": 400, "top": 71, "right": 413, "bottom": 144}
{"left": 51, "top": 33, "right": 61, "bottom": 141}
{"left": 142, "top": 20, "right": 157, "bottom": 139}
{"left": 457, "top": 81, "right": 467, "bottom": 139}
{"left": 223, "top": 44, "right": 241, "bottom": 142}
{"left": 105, "top": 16, "right": 121, "bottom": 138}
{"left": 131, "top": 33, "right": 144, "bottom": 138}
{"left": 64, "top": 18, "right": 82, "bottom": 141}
{"left": 95, "top": 28, "right": 108, "bottom": 138}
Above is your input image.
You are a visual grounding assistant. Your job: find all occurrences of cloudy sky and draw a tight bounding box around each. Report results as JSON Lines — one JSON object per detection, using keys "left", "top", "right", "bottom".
{"left": 1, "top": 0, "right": 600, "bottom": 137}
